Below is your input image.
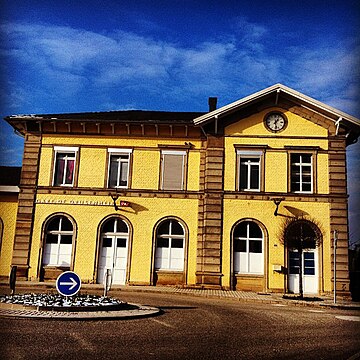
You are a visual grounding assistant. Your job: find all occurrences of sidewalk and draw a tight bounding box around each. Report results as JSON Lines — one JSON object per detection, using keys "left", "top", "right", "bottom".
{"left": 1, "top": 280, "right": 360, "bottom": 311}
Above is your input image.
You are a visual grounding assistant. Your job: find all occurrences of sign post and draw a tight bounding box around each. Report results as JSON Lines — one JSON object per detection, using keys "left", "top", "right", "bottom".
{"left": 56, "top": 271, "right": 81, "bottom": 297}
{"left": 333, "top": 230, "right": 338, "bottom": 304}
{"left": 104, "top": 269, "right": 112, "bottom": 297}
{"left": 9, "top": 266, "right": 17, "bottom": 296}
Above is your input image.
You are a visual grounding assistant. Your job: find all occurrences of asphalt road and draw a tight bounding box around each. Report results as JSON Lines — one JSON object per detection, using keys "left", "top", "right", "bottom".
{"left": 1, "top": 291, "right": 359, "bottom": 360}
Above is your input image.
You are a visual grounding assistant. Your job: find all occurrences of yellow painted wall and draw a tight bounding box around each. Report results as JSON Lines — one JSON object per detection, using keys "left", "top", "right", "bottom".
{"left": 38, "top": 135, "right": 202, "bottom": 192}
{"left": 187, "top": 151, "right": 201, "bottom": 191}
{"left": 224, "top": 107, "right": 329, "bottom": 194}
{"left": 222, "top": 199, "right": 332, "bottom": 292}
{"left": 225, "top": 107, "right": 328, "bottom": 138}
{"left": 265, "top": 151, "right": 288, "bottom": 193}
{"left": 38, "top": 147, "right": 53, "bottom": 186}
{"left": 30, "top": 195, "right": 199, "bottom": 285}
{"left": 41, "top": 135, "right": 202, "bottom": 148}
{"left": 0, "top": 195, "right": 18, "bottom": 277}
{"left": 132, "top": 149, "right": 160, "bottom": 190}
{"left": 317, "top": 153, "right": 329, "bottom": 194}
{"left": 78, "top": 148, "right": 107, "bottom": 188}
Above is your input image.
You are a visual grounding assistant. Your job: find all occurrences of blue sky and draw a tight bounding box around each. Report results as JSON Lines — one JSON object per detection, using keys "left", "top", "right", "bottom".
{"left": 0, "top": 0, "right": 359, "bottom": 245}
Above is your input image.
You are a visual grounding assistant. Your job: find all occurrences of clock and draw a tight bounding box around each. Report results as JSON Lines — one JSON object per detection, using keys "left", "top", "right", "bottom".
{"left": 264, "top": 112, "right": 287, "bottom": 133}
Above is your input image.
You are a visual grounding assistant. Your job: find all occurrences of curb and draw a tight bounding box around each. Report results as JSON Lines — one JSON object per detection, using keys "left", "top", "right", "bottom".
{"left": 0, "top": 302, "right": 161, "bottom": 320}
{"left": 1, "top": 282, "right": 359, "bottom": 312}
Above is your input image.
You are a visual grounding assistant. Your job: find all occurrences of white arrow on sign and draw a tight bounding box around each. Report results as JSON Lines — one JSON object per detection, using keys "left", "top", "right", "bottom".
{"left": 59, "top": 277, "right": 78, "bottom": 291}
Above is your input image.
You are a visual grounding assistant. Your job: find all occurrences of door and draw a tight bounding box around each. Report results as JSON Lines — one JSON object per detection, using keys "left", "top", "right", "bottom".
{"left": 97, "top": 236, "right": 128, "bottom": 285}
{"left": 288, "top": 249, "right": 318, "bottom": 294}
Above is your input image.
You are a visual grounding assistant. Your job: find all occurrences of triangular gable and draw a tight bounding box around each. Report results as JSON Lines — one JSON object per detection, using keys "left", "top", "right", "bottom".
{"left": 193, "top": 84, "right": 360, "bottom": 144}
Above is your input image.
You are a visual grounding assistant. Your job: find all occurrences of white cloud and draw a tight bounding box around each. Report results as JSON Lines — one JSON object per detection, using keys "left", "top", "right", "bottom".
{"left": 285, "top": 42, "right": 360, "bottom": 116}
{"left": 1, "top": 20, "right": 359, "bottom": 117}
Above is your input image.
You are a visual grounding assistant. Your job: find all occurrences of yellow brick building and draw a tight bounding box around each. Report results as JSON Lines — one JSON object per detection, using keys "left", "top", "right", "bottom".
{"left": 2, "top": 84, "right": 360, "bottom": 296}
{"left": 0, "top": 167, "right": 21, "bottom": 278}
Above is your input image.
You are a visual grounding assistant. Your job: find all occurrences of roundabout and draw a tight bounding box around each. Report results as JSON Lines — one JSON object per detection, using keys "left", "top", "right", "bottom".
{"left": 0, "top": 293, "right": 160, "bottom": 320}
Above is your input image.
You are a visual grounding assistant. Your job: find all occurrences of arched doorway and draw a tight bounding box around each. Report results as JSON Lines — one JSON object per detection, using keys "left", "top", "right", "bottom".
{"left": 97, "top": 217, "right": 130, "bottom": 285}
{"left": 233, "top": 220, "right": 264, "bottom": 275}
{"left": 285, "top": 220, "right": 322, "bottom": 295}
{"left": 232, "top": 219, "right": 267, "bottom": 292}
{"left": 40, "top": 214, "right": 76, "bottom": 280}
{"left": 42, "top": 215, "right": 75, "bottom": 267}
{"left": 153, "top": 217, "right": 188, "bottom": 286}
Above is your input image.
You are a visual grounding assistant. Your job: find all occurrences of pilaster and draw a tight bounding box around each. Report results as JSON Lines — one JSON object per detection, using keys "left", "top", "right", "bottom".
{"left": 11, "top": 133, "right": 41, "bottom": 279}
{"left": 196, "top": 135, "right": 224, "bottom": 288}
{"left": 328, "top": 137, "right": 351, "bottom": 298}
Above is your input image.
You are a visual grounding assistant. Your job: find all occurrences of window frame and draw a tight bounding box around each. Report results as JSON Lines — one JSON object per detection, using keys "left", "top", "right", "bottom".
{"left": 155, "top": 219, "right": 186, "bottom": 271}
{"left": 107, "top": 148, "right": 133, "bottom": 189}
{"left": 286, "top": 147, "right": 318, "bottom": 194}
{"left": 42, "top": 215, "right": 75, "bottom": 268}
{"left": 233, "top": 220, "right": 264, "bottom": 275}
{"left": 160, "top": 150, "right": 187, "bottom": 191}
{"left": 288, "top": 249, "right": 316, "bottom": 276}
{"left": 95, "top": 215, "right": 133, "bottom": 286}
{"left": 235, "top": 146, "right": 266, "bottom": 192}
{"left": 52, "top": 146, "right": 79, "bottom": 187}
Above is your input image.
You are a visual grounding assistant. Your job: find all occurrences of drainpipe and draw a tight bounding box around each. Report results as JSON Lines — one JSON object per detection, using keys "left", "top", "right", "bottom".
{"left": 275, "top": 89, "right": 280, "bottom": 105}
{"left": 335, "top": 117, "right": 342, "bottom": 135}
{"left": 200, "top": 126, "right": 207, "bottom": 137}
{"left": 214, "top": 115, "right": 218, "bottom": 135}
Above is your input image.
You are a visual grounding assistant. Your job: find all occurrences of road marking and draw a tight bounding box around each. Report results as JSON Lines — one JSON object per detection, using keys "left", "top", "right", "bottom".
{"left": 308, "top": 310, "right": 324, "bottom": 313}
{"left": 272, "top": 304, "right": 287, "bottom": 307}
{"left": 151, "top": 318, "right": 174, "bottom": 328}
{"left": 71, "top": 332, "right": 95, "bottom": 352}
{"left": 335, "top": 316, "right": 360, "bottom": 322}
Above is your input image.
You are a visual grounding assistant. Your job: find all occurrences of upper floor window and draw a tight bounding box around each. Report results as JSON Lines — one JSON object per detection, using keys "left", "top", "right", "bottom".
{"left": 160, "top": 150, "right": 187, "bottom": 190}
{"left": 236, "top": 150, "right": 264, "bottom": 192}
{"left": 107, "top": 148, "right": 132, "bottom": 189}
{"left": 53, "top": 147, "right": 78, "bottom": 186}
{"left": 290, "top": 153, "right": 313, "bottom": 193}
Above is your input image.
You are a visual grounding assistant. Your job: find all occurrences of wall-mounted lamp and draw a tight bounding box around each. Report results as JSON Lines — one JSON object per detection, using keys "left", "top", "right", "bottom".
{"left": 271, "top": 197, "right": 285, "bottom": 216}
{"left": 110, "top": 193, "right": 120, "bottom": 211}
{"left": 110, "top": 193, "right": 131, "bottom": 211}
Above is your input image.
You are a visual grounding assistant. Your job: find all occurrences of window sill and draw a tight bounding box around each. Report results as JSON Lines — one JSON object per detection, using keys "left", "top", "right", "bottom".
{"left": 52, "top": 185, "right": 74, "bottom": 188}
{"left": 43, "top": 265, "right": 70, "bottom": 269}
{"left": 237, "top": 189, "right": 261, "bottom": 192}
{"left": 235, "top": 273, "right": 264, "bottom": 278}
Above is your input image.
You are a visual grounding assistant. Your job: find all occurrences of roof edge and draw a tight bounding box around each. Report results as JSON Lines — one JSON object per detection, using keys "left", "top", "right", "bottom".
{"left": 193, "top": 84, "right": 360, "bottom": 128}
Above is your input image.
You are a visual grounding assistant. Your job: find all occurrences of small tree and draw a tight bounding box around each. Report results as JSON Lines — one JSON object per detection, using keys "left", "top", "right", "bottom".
{"left": 280, "top": 218, "right": 322, "bottom": 299}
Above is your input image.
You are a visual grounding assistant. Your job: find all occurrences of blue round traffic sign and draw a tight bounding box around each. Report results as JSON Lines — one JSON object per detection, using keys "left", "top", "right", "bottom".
{"left": 56, "top": 271, "right": 81, "bottom": 296}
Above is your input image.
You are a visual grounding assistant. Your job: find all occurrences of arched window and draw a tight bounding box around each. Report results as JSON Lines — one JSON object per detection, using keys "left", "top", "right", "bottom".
{"left": 233, "top": 220, "right": 263, "bottom": 274}
{"left": 97, "top": 217, "right": 129, "bottom": 285}
{"left": 43, "top": 215, "right": 74, "bottom": 267}
{"left": 155, "top": 219, "right": 185, "bottom": 271}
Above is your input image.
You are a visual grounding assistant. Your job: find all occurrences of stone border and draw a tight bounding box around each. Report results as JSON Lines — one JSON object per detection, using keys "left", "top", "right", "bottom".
{"left": 0, "top": 302, "right": 161, "bottom": 320}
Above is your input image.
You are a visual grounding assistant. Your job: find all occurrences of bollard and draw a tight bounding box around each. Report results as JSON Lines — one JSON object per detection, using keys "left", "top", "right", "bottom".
{"left": 103, "top": 269, "right": 112, "bottom": 297}
{"left": 9, "top": 266, "right": 17, "bottom": 296}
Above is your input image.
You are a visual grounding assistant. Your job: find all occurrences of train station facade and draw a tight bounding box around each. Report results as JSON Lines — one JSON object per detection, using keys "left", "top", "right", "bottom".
{"left": 1, "top": 84, "right": 359, "bottom": 296}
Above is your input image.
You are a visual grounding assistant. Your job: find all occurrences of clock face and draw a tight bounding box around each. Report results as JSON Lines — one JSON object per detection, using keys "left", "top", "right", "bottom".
{"left": 264, "top": 113, "right": 287, "bottom": 132}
